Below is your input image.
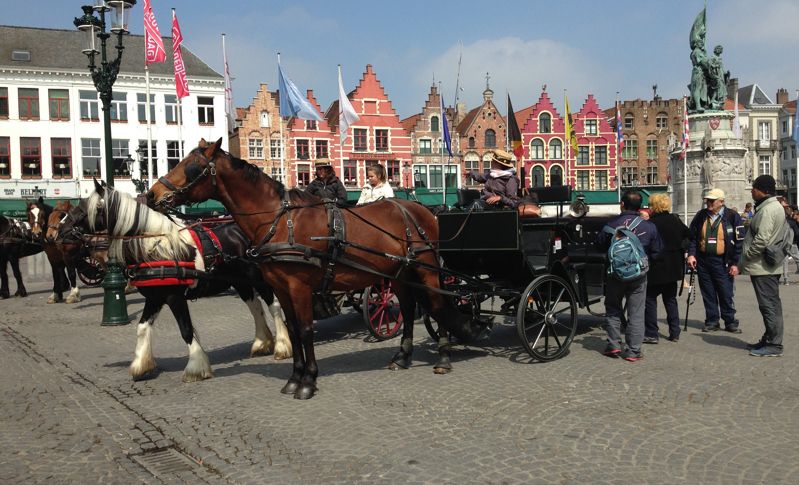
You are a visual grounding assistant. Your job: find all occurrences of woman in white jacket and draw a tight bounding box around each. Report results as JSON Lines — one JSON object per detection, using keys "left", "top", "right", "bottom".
{"left": 357, "top": 163, "right": 394, "bottom": 205}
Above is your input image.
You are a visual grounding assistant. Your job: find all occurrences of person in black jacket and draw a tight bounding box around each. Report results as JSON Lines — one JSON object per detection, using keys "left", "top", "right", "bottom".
{"left": 306, "top": 160, "right": 348, "bottom": 202}
{"left": 644, "top": 194, "right": 690, "bottom": 343}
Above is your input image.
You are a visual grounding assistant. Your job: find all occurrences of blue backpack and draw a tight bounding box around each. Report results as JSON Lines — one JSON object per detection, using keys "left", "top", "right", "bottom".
{"left": 603, "top": 217, "right": 649, "bottom": 281}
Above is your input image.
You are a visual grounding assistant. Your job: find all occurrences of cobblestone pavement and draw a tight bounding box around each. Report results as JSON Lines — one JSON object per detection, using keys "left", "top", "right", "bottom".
{"left": 1, "top": 271, "right": 798, "bottom": 484}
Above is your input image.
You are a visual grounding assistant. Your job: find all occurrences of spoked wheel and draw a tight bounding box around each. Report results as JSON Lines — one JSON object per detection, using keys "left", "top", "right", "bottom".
{"left": 362, "top": 281, "right": 403, "bottom": 340}
{"left": 516, "top": 275, "right": 578, "bottom": 361}
{"left": 77, "top": 256, "right": 105, "bottom": 287}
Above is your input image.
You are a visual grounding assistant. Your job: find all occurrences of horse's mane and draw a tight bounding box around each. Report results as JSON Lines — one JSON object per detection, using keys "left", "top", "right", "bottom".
{"left": 87, "top": 187, "right": 195, "bottom": 263}
{"left": 225, "top": 151, "right": 319, "bottom": 204}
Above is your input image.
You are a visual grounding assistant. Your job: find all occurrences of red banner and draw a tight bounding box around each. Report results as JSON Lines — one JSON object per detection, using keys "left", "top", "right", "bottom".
{"left": 171, "top": 10, "right": 190, "bottom": 99}
{"left": 143, "top": 0, "right": 165, "bottom": 65}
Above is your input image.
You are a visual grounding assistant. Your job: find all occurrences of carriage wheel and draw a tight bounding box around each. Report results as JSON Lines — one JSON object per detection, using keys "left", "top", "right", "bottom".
{"left": 423, "top": 314, "right": 440, "bottom": 341}
{"left": 77, "top": 256, "right": 106, "bottom": 287}
{"left": 516, "top": 275, "right": 577, "bottom": 361}
{"left": 362, "top": 282, "right": 403, "bottom": 340}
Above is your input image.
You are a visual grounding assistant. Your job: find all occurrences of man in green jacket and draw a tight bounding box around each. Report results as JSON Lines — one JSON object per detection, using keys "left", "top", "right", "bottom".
{"left": 739, "top": 175, "right": 786, "bottom": 357}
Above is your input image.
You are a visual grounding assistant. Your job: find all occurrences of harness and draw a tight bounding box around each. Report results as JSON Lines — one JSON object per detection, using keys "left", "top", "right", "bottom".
{"left": 156, "top": 149, "right": 218, "bottom": 208}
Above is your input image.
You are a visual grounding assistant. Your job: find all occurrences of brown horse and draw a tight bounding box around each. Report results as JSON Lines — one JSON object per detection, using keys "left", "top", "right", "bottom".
{"left": 27, "top": 198, "right": 79, "bottom": 303}
{"left": 147, "top": 138, "right": 484, "bottom": 399}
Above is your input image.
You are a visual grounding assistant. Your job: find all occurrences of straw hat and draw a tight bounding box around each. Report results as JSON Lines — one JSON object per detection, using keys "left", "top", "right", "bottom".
{"left": 314, "top": 159, "right": 333, "bottom": 169}
{"left": 703, "top": 188, "right": 725, "bottom": 200}
{"left": 491, "top": 149, "right": 515, "bottom": 168}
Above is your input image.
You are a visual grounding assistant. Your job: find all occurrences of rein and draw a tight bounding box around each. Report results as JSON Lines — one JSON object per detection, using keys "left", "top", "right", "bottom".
{"left": 156, "top": 150, "right": 218, "bottom": 209}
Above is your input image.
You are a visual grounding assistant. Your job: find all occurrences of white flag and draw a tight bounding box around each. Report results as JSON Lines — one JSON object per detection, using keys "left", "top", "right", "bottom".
{"left": 222, "top": 34, "right": 235, "bottom": 133}
{"left": 338, "top": 65, "right": 359, "bottom": 145}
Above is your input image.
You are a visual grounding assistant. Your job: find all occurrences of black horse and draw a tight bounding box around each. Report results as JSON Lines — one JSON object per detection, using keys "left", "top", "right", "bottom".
{"left": 59, "top": 182, "right": 290, "bottom": 382}
{"left": 0, "top": 215, "right": 41, "bottom": 298}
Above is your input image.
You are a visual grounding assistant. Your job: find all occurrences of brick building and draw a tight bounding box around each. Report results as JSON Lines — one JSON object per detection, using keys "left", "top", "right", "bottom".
{"left": 456, "top": 82, "right": 508, "bottom": 188}
{"left": 516, "top": 89, "right": 566, "bottom": 187}
{"left": 285, "top": 90, "right": 336, "bottom": 188}
{"left": 230, "top": 84, "right": 285, "bottom": 180}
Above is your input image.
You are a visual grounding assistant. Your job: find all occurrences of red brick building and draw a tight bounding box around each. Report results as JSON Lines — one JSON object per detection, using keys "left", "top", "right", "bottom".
{"left": 456, "top": 84, "right": 508, "bottom": 188}
{"left": 231, "top": 84, "right": 285, "bottom": 178}
{"left": 285, "top": 90, "right": 336, "bottom": 188}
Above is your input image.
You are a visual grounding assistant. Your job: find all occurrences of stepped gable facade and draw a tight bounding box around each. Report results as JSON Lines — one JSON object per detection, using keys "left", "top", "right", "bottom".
{"left": 519, "top": 90, "right": 567, "bottom": 187}
{"left": 456, "top": 84, "right": 507, "bottom": 187}
{"left": 232, "top": 84, "right": 284, "bottom": 177}
{"left": 569, "top": 94, "right": 619, "bottom": 191}
{"left": 403, "top": 84, "right": 459, "bottom": 189}
{"left": 285, "top": 90, "right": 337, "bottom": 188}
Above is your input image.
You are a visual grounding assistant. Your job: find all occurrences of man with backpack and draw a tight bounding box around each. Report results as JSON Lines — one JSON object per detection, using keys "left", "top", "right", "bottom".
{"left": 686, "top": 188, "right": 744, "bottom": 333}
{"left": 598, "top": 190, "right": 663, "bottom": 362}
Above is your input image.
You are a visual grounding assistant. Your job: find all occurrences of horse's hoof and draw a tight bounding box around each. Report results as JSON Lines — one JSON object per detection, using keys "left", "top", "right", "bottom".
{"left": 15, "top": 289, "right": 26, "bottom": 298}
{"left": 281, "top": 380, "right": 300, "bottom": 395}
{"left": 293, "top": 384, "right": 317, "bottom": 400}
{"left": 0, "top": 293, "right": 9, "bottom": 300}
{"left": 273, "top": 342, "right": 292, "bottom": 360}
{"left": 388, "top": 358, "right": 410, "bottom": 370}
{"left": 181, "top": 370, "right": 213, "bottom": 383}
{"left": 46, "top": 298, "right": 56, "bottom": 304}
{"left": 433, "top": 364, "right": 452, "bottom": 375}
{"left": 131, "top": 369, "right": 157, "bottom": 381}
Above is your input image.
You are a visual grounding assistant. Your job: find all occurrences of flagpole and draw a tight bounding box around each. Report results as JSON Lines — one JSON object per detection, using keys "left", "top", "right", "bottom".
{"left": 440, "top": 82, "right": 447, "bottom": 206}
{"left": 172, "top": 8, "right": 185, "bottom": 159}
{"left": 794, "top": 89, "right": 799, "bottom": 205}
{"left": 339, "top": 64, "right": 345, "bottom": 172}
{"left": 683, "top": 96, "right": 688, "bottom": 222}
{"left": 564, "top": 89, "right": 569, "bottom": 188}
{"left": 144, "top": 66, "right": 154, "bottom": 187}
{"left": 278, "top": 52, "right": 285, "bottom": 183}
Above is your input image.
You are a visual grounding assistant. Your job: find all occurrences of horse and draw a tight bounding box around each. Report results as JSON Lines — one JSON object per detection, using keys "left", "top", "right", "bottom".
{"left": 147, "top": 138, "right": 485, "bottom": 400}
{"left": 58, "top": 181, "right": 291, "bottom": 382}
{"left": 27, "top": 198, "right": 79, "bottom": 303}
{"left": 0, "top": 215, "right": 41, "bottom": 298}
{"left": 45, "top": 200, "right": 109, "bottom": 289}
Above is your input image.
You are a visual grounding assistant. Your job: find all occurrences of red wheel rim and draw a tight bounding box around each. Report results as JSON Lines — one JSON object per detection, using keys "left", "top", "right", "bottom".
{"left": 366, "top": 283, "right": 403, "bottom": 338}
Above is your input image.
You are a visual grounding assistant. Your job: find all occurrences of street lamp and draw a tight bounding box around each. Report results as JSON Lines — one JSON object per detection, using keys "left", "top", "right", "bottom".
{"left": 123, "top": 153, "right": 148, "bottom": 194}
{"left": 74, "top": 0, "right": 136, "bottom": 189}
{"left": 75, "top": 0, "right": 135, "bottom": 326}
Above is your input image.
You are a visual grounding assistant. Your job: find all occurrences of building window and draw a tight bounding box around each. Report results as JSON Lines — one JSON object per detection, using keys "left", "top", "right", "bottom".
{"left": 375, "top": 129, "right": 389, "bottom": 152}
{"left": 198, "top": 96, "right": 214, "bottom": 125}
{"left": 270, "top": 165, "right": 284, "bottom": 182}
{"left": 80, "top": 90, "right": 99, "bottom": 121}
{"left": 48, "top": 89, "right": 70, "bottom": 121}
{"left": 485, "top": 129, "right": 496, "bottom": 148}
{"left": 782, "top": 120, "right": 788, "bottom": 135}
{"left": 550, "top": 165, "right": 563, "bottom": 186}
{"left": 576, "top": 146, "right": 589, "bottom": 165}
{"left": 623, "top": 138, "right": 638, "bottom": 159}
{"left": 431, "top": 116, "right": 439, "bottom": 132}
{"left": 165, "top": 94, "right": 178, "bottom": 124}
{"left": 354, "top": 129, "right": 367, "bottom": 151}
{"left": 596, "top": 170, "right": 608, "bottom": 190}
{"left": 18, "top": 88, "right": 39, "bottom": 120}
{"left": 576, "top": 170, "right": 590, "bottom": 190}
{"left": 429, "top": 165, "right": 443, "bottom": 189}
{"left": 20, "top": 137, "right": 41, "bottom": 178}
{"left": 624, "top": 114, "right": 634, "bottom": 129}
{"left": 0, "top": 88, "right": 8, "bottom": 118}
{"left": 110, "top": 91, "right": 127, "bottom": 121}
{"left": 482, "top": 153, "right": 493, "bottom": 172}
{"left": 549, "top": 139, "right": 563, "bottom": 159}
{"left": 656, "top": 114, "right": 668, "bottom": 129}
{"left": 646, "top": 139, "right": 658, "bottom": 159}
{"left": 386, "top": 160, "right": 400, "bottom": 186}
{"left": 248, "top": 138, "right": 264, "bottom": 159}
{"left": 595, "top": 146, "right": 608, "bottom": 165}
{"left": 270, "top": 139, "right": 283, "bottom": 159}
{"left": 167, "top": 141, "right": 183, "bottom": 170}
{"left": 296, "top": 139, "right": 310, "bottom": 160}
{"left": 530, "top": 139, "right": 544, "bottom": 159}
{"left": 414, "top": 165, "right": 427, "bottom": 188}
{"left": 260, "top": 110, "right": 270, "bottom": 128}
{"left": 305, "top": 120, "right": 317, "bottom": 131}
{"left": 82, "top": 139, "right": 102, "bottom": 177}
{"left": 111, "top": 139, "right": 130, "bottom": 176}
{"left": 539, "top": 113, "right": 551, "bottom": 133}
{"left": 137, "top": 93, "right": 155, "bottom": 123}
{"left": 296, "top": 163, "right": 311, "bottom": 187}
{"left": 758, "top": 121, "right": 770, "bottom": 142}
{"left": 464, "top": 154, "right": 480, "bottom": 174}
{"left": 137, "top": 140, "right": 158, "bottom": 178}
{"left": 584, "top": 119, "right": 598, "bottom": 135}
{"left": 343, "top": 160, "right": 357, "bottom": 186}
{"left": 759, "top": 155, "right": 771, "bottom": 175}
{"left": 532, "top": 166, "right": 545, "bottom": 187}
{"left": 315, "top": 140, "right": 328, "bottom": 159}
{"left": 51, "top": 138, "right": 72, "bottom": 178}
{"left": 622, "top": 166, "right": 638, "bottom": 186}
{"left": 646, "top": 165, "right": 658, "bottom": 184}
{"left": 0, "top": 137, "right": 10, "bottom": 177}
{"left": 468, "top": 137, "right": 475, "bottom": 148}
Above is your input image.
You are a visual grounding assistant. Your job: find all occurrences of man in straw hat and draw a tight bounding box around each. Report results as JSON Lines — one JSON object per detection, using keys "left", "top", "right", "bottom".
{"left": 463, "top": 149, "right": 520, "bottom": 210}
{"left": 686, "top": 187, "right": 744, "bottom": 333}
{"left": 306, "top": 159, "right": 347, "bottom": 202}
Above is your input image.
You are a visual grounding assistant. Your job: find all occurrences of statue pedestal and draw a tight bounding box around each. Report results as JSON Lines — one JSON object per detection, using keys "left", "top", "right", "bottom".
{"left": 670, "top": 111, "right": 750, "bottom": 222}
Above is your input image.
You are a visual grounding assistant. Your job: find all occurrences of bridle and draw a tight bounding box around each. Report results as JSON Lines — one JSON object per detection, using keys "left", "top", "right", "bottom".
{"left": 156, "top": 149, "right": 218, "bottom": 209}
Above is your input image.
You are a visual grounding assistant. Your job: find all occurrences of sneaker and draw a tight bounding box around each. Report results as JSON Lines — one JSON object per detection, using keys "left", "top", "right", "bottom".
{"left": 724, "top": 326, "right": 742, "bottom": 334}
{"left": 667, "top": 335, "right": 680, "bottom": 342}
{"left": 702, "top": 324, "right": 720, "bottom": 333}
{"left": 746, "top": 339, "right": 767, "bottom": 350}
{"left": 749, "top": 346, "right": 783, "bottom": 357}
{"left": 643, "top": 336, "right": 659, "bottom": 344}
{"left": 603, "top": 344, "right": 622, "bottom": 357}
{"left": 620, "top": 350, "right": 643, "bottom": 362}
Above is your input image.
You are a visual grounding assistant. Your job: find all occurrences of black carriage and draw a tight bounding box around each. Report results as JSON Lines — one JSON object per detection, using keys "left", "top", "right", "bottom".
{"left": 430, "top": 187, "right": 613, "bottom": 361}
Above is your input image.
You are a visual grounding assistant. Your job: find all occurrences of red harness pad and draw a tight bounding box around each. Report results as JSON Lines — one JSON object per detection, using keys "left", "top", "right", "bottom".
{"left": 128, "top": 261, "right": 196, "bottom": 287}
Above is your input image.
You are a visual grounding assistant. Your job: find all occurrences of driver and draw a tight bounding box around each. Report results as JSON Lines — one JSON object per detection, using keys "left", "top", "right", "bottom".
{"left": 463, "top": 149, "right": 520, "bottom": 209}
{"left": 306, "top": 160, "right": 348, "bottom": 202}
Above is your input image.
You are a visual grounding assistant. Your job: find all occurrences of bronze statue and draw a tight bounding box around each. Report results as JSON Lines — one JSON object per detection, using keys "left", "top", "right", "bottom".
{"left": 687, "top": 9, "right": 729, "bottom": 113}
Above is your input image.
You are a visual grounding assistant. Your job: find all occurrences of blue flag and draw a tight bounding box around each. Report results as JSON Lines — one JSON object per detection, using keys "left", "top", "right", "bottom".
{"left": 277, "top": 63, "right": 322, "bottom": 121}
{"left": 441, "top": 94, "right": 452, "bottom": 157}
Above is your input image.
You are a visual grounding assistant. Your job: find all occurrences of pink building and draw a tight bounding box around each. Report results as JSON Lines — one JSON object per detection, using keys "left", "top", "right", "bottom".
{"left": 285, "top": 90, "right": 337, "bottom": 188}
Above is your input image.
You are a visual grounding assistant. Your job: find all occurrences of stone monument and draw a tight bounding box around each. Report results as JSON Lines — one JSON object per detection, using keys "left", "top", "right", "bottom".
{"left": 670, "top": 8, "right": 749, "bottom": 221}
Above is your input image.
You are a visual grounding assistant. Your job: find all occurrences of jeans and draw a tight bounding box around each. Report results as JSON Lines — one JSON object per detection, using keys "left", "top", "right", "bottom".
{"left": 604, "top": 276, "right": 647, "bottom": 355}
{"left": 750, "top": 275, "right": 784, "bottom": 348}
{"left": 644, "top": 281, "right": 680, "bottom": 339}
{"left": 696, "top": 254, "right": 738, "bottom": 328}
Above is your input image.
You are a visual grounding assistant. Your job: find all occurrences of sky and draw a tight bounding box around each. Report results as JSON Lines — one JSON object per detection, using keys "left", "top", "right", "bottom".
{"left": 5, "top": 0, "right": 798, "bottom": 118}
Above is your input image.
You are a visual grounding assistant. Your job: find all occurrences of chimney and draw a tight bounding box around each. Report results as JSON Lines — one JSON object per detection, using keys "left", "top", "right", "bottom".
{"left": 726, "top": 77, "right": 739, "bottom": 100}
{"left": 776, "top": 88, "right": 789, "bottom": 105}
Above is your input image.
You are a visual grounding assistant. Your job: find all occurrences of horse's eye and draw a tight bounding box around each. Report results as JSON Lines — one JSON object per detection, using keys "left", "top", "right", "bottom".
{"left": 184, "top": 162, "right": 202, "bottom": 180}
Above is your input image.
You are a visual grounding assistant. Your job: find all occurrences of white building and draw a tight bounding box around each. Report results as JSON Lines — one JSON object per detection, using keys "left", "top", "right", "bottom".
{"left": 778, "top": 97, "right": 797, "bottom": 205}
{"left": 0, "top": 25, "right": 226, "bottom": 206}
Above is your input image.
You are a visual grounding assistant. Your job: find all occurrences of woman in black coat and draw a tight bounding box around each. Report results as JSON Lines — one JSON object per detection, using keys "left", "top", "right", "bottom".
{"left": 644, "top": 194, "right": 690, "bottom": 343}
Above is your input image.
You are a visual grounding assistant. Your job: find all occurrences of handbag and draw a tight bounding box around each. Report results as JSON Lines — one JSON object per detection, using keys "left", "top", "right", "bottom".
{"left": 764, "top": 220, "right": 794, "bottom": 266}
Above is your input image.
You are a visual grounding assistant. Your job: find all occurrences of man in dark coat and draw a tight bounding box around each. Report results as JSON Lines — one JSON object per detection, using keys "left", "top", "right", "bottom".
{"left": 644, "top": 194, "right": 690, "bottom": 343}
{"left": 464, "top": 149, "right": 520, "bottom": 209}
{"left": 687, "top": 188, "right": 744, "bottom": 333}
{"left": 306, "top": 160, "right": 348, "bottom": 202}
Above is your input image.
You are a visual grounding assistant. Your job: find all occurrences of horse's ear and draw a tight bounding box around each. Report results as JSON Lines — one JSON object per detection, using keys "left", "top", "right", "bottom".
{"left": 198, "top": 138, "right": 208, "bottom": 149}
{"left": 37, "top": 196, "right": 44, "bottom": 205}
{"left": 212, "top": 137, "right": 223, "bottom": 154}
{"left": 93, "top": 177, "right": 105, "bottom": 196}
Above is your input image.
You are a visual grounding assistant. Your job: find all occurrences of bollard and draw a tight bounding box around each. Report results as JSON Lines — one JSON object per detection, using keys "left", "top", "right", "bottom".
{"left": 101, "top": 259, "right": 130, "bottom": 326}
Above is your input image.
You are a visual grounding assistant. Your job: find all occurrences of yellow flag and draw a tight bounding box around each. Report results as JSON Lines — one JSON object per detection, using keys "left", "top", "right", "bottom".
{"left": 564, "top": 95, "right": 579, "bottom": 153}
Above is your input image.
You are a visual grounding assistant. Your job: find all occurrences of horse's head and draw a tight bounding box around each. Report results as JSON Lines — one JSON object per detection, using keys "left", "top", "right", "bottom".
{"left": 147, "top": 138, "right": 223, "bottom": 212}
{"left": 57, "top": 180, "right": 108, "bottom": 242}
{"left": 45, "top": 200, "right": 73, "bottom": 243}
{"left": 26, "top": 197, "right": 49, "bottom": 240}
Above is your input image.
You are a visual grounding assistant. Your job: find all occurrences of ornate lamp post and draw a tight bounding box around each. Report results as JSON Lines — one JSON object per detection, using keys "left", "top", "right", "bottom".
{"left": 75, "top": 0, "right": 135, "bottom": 326}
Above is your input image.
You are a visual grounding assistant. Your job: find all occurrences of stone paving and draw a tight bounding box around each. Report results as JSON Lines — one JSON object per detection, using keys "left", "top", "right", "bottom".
{"left": 1, "top": 270, "right": 798, "bottom": 484}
